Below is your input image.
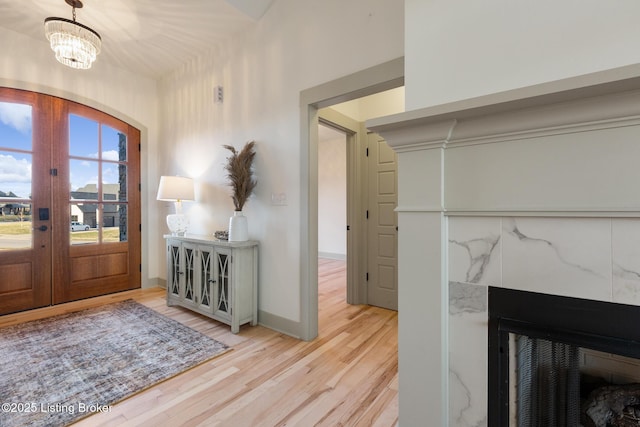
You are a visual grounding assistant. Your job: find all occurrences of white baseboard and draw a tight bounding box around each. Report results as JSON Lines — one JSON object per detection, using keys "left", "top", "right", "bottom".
{"left": 145, "top": 277, "right": 166, "bottom": 289}
{"left": 318, "top": 252, "right": 346, "bottom": 260}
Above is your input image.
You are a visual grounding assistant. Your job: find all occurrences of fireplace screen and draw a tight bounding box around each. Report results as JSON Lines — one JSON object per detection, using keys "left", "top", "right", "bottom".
{"left": 489, "top": 287, "right": 640, "bottom": 427}
{"left": 515, "top": 335, "right": 580, "bottom": 426}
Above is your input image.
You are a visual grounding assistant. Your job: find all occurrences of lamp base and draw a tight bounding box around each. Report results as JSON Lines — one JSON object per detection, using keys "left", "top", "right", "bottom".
{"left": 166, "top": 214, "right": 188, "bottom": 236}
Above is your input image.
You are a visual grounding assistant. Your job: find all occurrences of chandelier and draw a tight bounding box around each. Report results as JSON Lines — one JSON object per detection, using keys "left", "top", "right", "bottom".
{"left": 44, "top": 0, "right": 101, "bottom": 70}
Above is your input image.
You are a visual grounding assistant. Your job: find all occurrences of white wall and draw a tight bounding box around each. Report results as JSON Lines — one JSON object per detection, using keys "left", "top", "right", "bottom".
{"left": 158, "top": 0, "right": 404, "bottom": 323}
{"left": 0, "top": 26, "right": 160, "bottom": 287}
{"left": 405, "top": 0, "right": 640, "bottom": 109}
{"left": 318, "top": 126, "right": 346, "bottom": 259}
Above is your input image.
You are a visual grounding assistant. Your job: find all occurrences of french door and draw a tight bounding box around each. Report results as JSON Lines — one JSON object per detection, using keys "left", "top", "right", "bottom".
{"left": 0, "top": 88, "right": 140, "bottom": 315}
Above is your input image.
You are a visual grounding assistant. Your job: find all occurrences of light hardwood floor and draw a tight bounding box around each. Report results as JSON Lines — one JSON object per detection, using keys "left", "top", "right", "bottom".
{"left": 0, "top": 259, "right": 398, "bottom": 426}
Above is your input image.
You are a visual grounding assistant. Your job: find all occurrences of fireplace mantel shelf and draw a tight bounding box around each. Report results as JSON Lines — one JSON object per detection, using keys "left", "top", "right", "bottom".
{"left": 367, "top": 64, "right": 640, "bottom": 216}
{"left": 367, "top": 63, "right": 640, "bottom": 136}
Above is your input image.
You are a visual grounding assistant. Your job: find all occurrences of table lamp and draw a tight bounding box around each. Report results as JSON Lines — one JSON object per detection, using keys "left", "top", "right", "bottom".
{"left": 156, "top": 176, "right": 194, "bottom": 235}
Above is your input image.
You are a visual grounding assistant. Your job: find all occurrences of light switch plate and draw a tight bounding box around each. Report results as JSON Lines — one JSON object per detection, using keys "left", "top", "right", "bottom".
{"left": 271, "top": 192, "right": 287, "bottom": 205}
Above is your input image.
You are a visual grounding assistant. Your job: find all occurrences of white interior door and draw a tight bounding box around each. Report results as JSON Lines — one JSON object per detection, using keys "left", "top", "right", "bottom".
{"left": 366, "top": 132, "right": 398, "bottom": 310}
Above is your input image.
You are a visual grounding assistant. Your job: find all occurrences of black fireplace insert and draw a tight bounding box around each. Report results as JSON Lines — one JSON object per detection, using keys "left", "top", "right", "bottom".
{"left": 488, "top": 287, "right": 640, "bottom": 426}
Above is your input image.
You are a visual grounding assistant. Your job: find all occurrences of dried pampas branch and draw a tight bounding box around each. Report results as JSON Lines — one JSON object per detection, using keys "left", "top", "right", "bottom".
{"left": 223, "top": 140, "right": 257, "bottom": 211}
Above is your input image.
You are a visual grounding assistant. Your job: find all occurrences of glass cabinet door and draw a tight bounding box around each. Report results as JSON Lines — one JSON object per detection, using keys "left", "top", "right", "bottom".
{"left": 198, "top": 246, "right": 214, "bottom": 310}
{"left": 167, "top": 241, "right": 181, "bottom": 298}
{"left": 213, "top": 247, "right": 232, "bottom": 320}
{"left": 182, "top": 242, "right": 196, "bottom": 305}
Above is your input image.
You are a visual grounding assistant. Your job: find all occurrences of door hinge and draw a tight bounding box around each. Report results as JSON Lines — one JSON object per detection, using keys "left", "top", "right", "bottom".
{"left": 139, "top": 183, "right": 141, "bottom": 191}
{"left": 366, "top": 210, "right": 369, "bottom": 219}
{"left": 50, "top": 168, "right": 58, "bottom": 176}
{"left": 346, "top": 225, "right": 350, "bottom": 231}
{"left": 138, "top": 143, "right": 141, "bottom": 152}
{"left": 366, "top": 272, "right": 369, "bottom": 281}
{"left": 139, "top": 264, "right": 142, "bottom": 272}
{"left": 366, "top": 147, "right": 369, "bottom": 157}
{"left": 139, "top": 224, "right": 142, "bottom": 232}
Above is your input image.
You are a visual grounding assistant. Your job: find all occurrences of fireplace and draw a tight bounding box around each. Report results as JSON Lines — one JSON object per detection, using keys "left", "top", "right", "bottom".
{"left": 367, "top": 67, "right": 640, "bottom": 424}
{"left": 489, "top": 286, "right": 640, "bottom": 426}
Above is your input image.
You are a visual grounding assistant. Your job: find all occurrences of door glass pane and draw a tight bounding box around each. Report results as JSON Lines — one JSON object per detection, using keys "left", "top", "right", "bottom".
{"left": 0, "top": 101, "right": 32, "bottom": 151}
{"left": 0, "top": 151, "right": 32, "bottom": 199}
{"left": 103, "top": 163, "right": 127, "bottom": 201}
{"left": 102, "top": 204, "right": 127, "bottom": 242}
{"left": 0, "top": 101, "right": 33, "bottom": 251}
{"left": 69, "top": 114, "right": 98, "bottom": 158}
{"left": 102, "top": 124, "right": 127, "bottom": 161}
{"left": 68, "top": 113, "right": 131, "bottom": 247}
{"left": 0, "top": 203, "right": 32, "bottom": 250}
{"left": 0, "top": 151, "right": 33, "bottom": 249}
{"left": 70, "top": 203, "right": 97, "bottom": 245}
{"left": 70, "top": 159, "right": 98, "bottom": 201}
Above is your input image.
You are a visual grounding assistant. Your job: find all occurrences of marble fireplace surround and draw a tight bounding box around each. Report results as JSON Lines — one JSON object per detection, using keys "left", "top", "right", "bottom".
{"left": 367, "top": 65, "right": 640, "bottom": 426}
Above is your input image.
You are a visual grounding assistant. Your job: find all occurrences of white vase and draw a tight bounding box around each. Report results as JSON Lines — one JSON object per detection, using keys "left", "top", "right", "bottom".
{"left": 228, "top": 211, "right": 248, "bottom": 241}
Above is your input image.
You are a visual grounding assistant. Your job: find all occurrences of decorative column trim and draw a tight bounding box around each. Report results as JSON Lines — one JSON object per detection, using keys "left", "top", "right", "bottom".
{"left": 368, "top": 119, "right": 457, "bottom": 152}
{"left": 445, "top": 209, "right": 640, "bottom": 218}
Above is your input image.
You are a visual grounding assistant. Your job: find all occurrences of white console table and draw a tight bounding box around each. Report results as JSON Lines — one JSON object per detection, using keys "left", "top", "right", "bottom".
{"left": 164, "top": 234, "right": 258, "bottom": 333}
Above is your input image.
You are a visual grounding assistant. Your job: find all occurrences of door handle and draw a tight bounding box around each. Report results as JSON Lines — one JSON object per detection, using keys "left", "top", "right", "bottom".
{"left": 38, "top": 225, "right": 48, "bottom": 231}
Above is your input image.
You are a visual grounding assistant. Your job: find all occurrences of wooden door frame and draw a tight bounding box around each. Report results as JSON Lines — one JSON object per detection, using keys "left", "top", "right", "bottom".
{"left": 0, "top": 78, "right": 151, "bottom": 290}
{"left": 299, "top": 58, "right": 404, "bottom": 341}
{"left": 0, "top": 88, "right": 142, "bottom": 312}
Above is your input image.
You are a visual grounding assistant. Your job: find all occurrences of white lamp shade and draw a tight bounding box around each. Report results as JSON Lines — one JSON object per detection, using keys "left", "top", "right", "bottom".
{"left": 156, "top": 176, "right": 195, "bottom": 201}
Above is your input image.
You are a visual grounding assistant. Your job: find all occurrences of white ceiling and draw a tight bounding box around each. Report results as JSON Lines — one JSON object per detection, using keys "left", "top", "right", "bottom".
{"left": 0, "top": 0, "right": 274, "bottom": 79}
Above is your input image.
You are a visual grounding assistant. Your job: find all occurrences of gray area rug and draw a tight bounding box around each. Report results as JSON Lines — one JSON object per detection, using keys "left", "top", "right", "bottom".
{"left": 0, "top": 299, "right": 229, "bottom": 427}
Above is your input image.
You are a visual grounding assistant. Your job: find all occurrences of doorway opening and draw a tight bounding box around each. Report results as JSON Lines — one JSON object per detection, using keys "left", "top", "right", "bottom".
{"left": 317, "top": 121, "right": 349, "bottom": 310}
{"left": 317, "top": 99, "right": 401, "bottom": 314}
{"left": 299, "top": 58, "right": 404, "bottom": 340}
{"left": 318, "top": 123, "right": 347, "bottom": 263}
